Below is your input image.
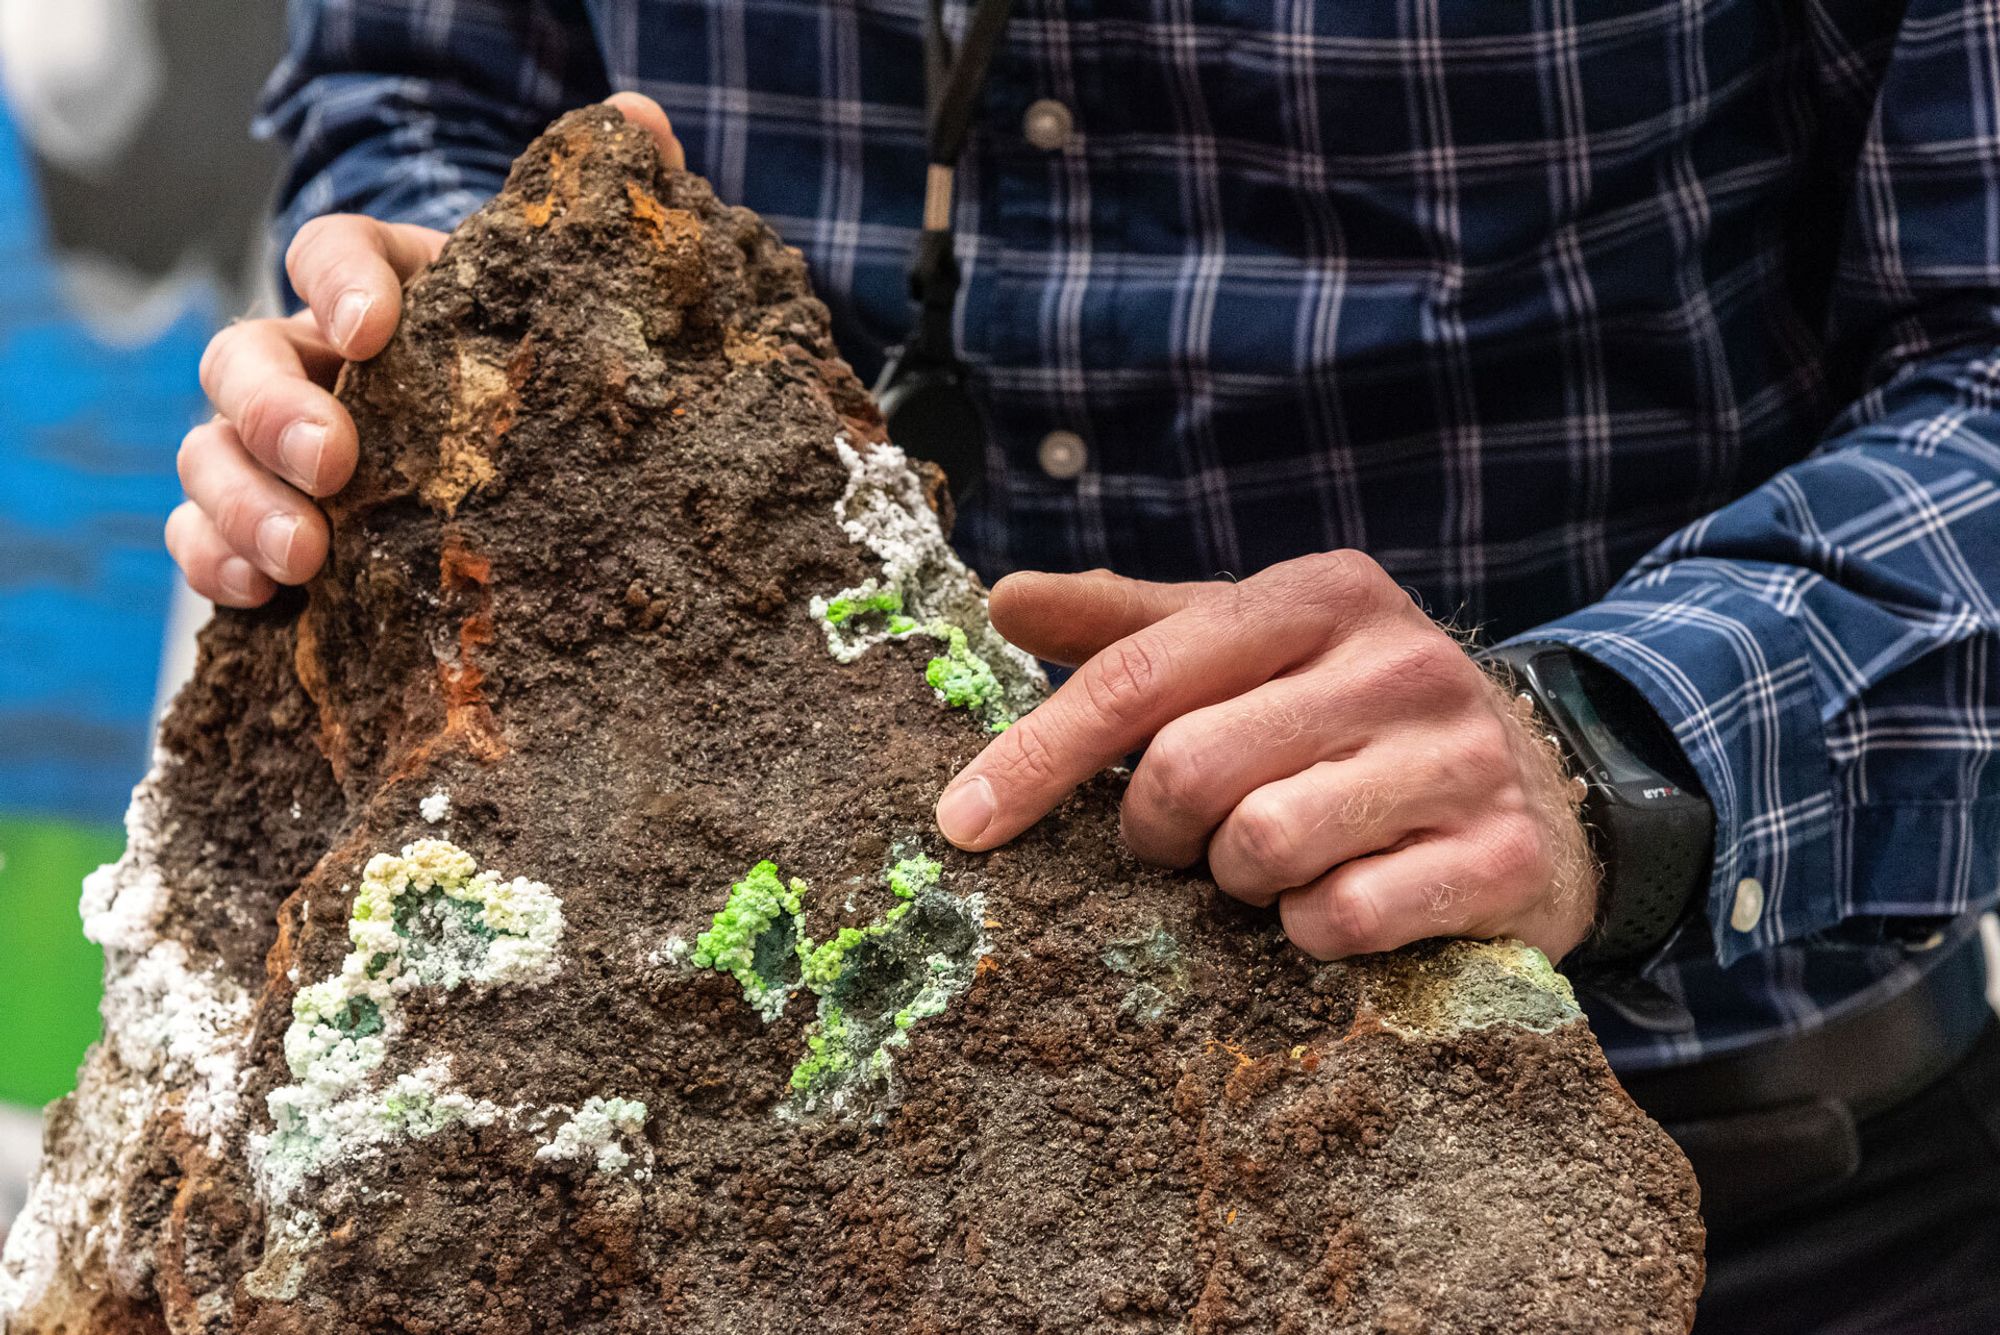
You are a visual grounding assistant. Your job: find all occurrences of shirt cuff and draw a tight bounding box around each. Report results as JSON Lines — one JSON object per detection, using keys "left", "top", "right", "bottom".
{"left": 1505, "top": 570, "right": 1836, "bottom": 967}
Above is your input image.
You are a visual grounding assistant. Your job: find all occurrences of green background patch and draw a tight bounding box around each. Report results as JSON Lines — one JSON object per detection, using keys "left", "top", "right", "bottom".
{"left": 0, "top": 814, "right": 112, "bottom": 1107}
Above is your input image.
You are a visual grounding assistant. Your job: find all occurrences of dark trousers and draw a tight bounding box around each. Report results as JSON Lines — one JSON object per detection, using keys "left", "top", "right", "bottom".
{"left": 1687, "top": 1019, "right": 2000, "bottom": 1334}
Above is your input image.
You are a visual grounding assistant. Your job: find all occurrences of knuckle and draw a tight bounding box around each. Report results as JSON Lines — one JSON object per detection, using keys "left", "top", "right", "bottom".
{"left": 235, "top": 381, "right": 289, "bottom": 450}
{"left": 211, "top": 488, "right": 261, "bottom": 545}
{"left": 1285, "top": 878, "right": 1385, "bottom": 959}
{"left": 1233, "top": 793, "right": 1304, "bottom": 881}
{"left": 1296, "top": 549, "right": 1387, "bottom": 604}
{"left": 1316, "top": 548, "right": 1377, "bottom": 585}
{"left": 1202, "top": 574, "right": 1253, "bottom": 627}
{"left": 1323, "top": 881, "right": 1390, "bottom": 955}
{"left": 1456, "top": 716, "right": 1516, "bottom": 777}
{"left": 1481, "top": 815, "right": 1548, "bottom": 887}
{"left": 992, "top": 721, "right": 1063, "bottom": 790}
{"left": 197, "top": 325, "right": 240, "bottom": 397}
{"left": 1084, "top": 636, "right": 1163, "bottom": 725}
{"left": 288, "top": 214, "right": 373, "bottom": 300}
{"left": 1253, "top": 550, "right": 1404, "bottom": 633}
{"left": 175, "top": 431, "right": 202, "bottom": 490}
{"left": 1404, "top": 631, "right": 1471, "bottom": 683}
{"left": 1139, "top": 725, "right": 1207, "bottom": 818}
{"left": 176, "top": 422, "right": 226, "bottom": 491}
{"left": 283, "top": 220, "right": 323, "bottom": 291}
{"left": 1368, "top": 631, "right": 1474, "bottom": 702}
{"left": 162, "top": 502, "right": 193, "bottom": 554}
{"left": 286, "top": 215, "right": 341, "bottom": 279}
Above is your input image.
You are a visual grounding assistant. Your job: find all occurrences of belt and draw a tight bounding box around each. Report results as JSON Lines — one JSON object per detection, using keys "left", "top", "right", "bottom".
{"left": 1614, "top": 930, "right": 1992, "bottom": 1226}
{"left": 1617, "top": 928, "right": 1990, "bottom": 1123}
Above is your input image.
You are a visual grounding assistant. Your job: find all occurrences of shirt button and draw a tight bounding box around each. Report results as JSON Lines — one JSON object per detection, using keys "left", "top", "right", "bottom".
{"left": 1037, "top": 429, "right": 1087, "bottom": 479}
{"left": 1729, "top": 877, "right": 1764, "bottom": 933}
{"left": 1023, "top": 98, "right": 1073, "bottom": 151}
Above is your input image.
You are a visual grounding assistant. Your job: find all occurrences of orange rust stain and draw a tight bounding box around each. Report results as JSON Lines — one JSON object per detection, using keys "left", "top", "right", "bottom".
{"left": 439, "top": 538, "right": 503, "bottom": 760}
{"left": 626, "top": 180, "right": 670, "bottom": 247}
{"left": 435, "top": 660, "right": 506, "bottom": 762}
{"left": 389, "top": 535, "right": 506, "bottom": 776}
{"left": 439, "top": 533, "right": 491, "bottom": 590}
{"left": 291, "top": 613, "right": 348, "bottom": 779}
{"left": 841, "top": 409, "right": 889, "bottom": 447}
{"left": 974, "top": 955, "right": 999, "bottom": 977}
{"left": 456, "top": 607, "right": 496, "bottom": 658}
{"left": 522, "top": 142, "right": 585, "bottom": 227}
{"left": 522, "top": 193, "right": 558, "bottom": 228}
{"left": 1225, "top": 1209, "right": 1237, "bottom": 1226}
{"left": 1204, "top": 1037, "right": 1255, "bottom": 1070}
{"left": 1343, "top": 1012, "right": 1391, "bottom": 1042}
{"left": 1223, "top": 1050, "right": 1285, "bottom": 1106}
{"left": 723, "top": 326, "right": 787, "bottom": 365}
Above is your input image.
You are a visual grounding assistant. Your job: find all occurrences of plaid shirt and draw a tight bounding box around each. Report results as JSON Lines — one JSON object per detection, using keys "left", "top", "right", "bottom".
{"left": 258, "top": 0, "right": 2000, "bottom": 1070}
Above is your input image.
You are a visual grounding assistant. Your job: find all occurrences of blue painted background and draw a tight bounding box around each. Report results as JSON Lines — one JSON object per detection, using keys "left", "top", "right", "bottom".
{"left": 0, "top": 104, "right": 211, "bottom": 822}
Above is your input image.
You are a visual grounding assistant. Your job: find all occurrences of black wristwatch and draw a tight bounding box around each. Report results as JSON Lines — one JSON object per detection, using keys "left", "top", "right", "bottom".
{"left": 1480, "top": 642, "right": 1714, "bottom": 967}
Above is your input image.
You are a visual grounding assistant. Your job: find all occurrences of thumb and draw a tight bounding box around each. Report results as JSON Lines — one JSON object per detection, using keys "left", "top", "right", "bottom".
{"left": 988, "top": 569, "right": 1214, "bottom": 666}
{"left": 606, "top": 92, "right": 688, "bottom": 170}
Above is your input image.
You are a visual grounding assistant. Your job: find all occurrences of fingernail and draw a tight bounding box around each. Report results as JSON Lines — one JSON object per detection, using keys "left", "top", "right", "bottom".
{"left": 255, "top": 513, "right": 300, "bottom": 575}
{"left": 278, "top": 420, "right": 328, "bottom": 490}
{"left": 936, "top": 775, "right": 996, "bottom": 847}
{"left": 218, "top": 556, "right": 257, "bottom": 602}
{"left": 330, "top": 290, "right": 373, "bottom": 354}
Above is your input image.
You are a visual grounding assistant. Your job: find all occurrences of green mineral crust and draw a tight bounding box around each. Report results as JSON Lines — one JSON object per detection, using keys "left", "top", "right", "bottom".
{"left": 689, "top": 860, "right": 807, "bottom": 1020}
{"left": 688, "top": 852, "right": 987, "bottom": 1111}
{"left": 259, "top": 839, "right": 566, "bottom": 1206}
{"left": 1361, "top": 939, "right": 1583, "bottom": 1037}
{"left": 922, "top": 625, "right": 1012, "bottom": 731}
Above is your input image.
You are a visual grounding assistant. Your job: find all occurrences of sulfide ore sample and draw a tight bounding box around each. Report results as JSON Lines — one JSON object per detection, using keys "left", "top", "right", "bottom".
{"left": 1, "top": 106, "right": 1702, "bottom": 1334}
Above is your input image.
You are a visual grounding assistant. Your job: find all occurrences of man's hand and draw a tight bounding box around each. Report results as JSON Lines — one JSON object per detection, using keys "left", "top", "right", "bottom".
{"left": 168, "top": 93, "right": 684, "bottom": 606}
{"left": 935, "top": 554, "right": 1600, "bottom": 961}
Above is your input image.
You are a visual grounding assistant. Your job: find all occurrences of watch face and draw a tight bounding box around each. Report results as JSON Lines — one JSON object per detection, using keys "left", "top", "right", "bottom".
{"left": 1530, "top": 652, "right": 1694, "bottom": 800}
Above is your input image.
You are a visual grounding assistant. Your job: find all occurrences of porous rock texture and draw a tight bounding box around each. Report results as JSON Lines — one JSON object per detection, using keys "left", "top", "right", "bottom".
{"left": 1, "top": 107, "right": 1702, "bottom": 1334}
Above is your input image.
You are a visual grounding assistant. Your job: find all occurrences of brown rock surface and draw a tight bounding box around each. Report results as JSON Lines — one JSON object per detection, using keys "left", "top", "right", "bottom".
{"left": 0, "top": 106, "right": 1702, "bottom": 1334}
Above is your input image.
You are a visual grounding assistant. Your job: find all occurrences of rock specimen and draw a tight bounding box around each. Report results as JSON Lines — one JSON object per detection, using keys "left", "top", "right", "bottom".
{"left": 0, "top": 107, "right": 1702, "bottom": 1334}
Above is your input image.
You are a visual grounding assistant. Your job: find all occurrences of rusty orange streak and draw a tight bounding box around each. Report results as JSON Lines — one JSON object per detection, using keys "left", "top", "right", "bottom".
{"left": 393, "top": 534, "right": 507, "bottom": 775}
{"left": 1204, "top": 1037, "right": 1256, "bottom": 1070}
{"left": 291, "top": 611, "right": 349, "bottom": 780}
{"left": 626, "top": 181, "right": 670, "bottom": 247}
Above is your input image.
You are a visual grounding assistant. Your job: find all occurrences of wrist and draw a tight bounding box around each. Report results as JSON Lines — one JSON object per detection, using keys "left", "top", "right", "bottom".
{"left": 1490, "top": 676, "right": 1602, "bottom": 958}
{"left": 1480, "top": 642, "right": 1713, "bottom": 968}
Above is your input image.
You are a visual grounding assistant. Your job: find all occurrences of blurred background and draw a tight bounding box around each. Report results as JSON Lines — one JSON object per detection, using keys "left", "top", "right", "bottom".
{"left": 0, "top": 0, "right": 285, "bottom": 1243}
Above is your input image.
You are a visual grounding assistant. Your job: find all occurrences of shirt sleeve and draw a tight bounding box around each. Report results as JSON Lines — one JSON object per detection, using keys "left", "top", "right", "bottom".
{"left": 253, "top": 0, "right": 610, "bottom": 301}
{"left": 1513, "top": 0, "right": 2000, "bottom": 968}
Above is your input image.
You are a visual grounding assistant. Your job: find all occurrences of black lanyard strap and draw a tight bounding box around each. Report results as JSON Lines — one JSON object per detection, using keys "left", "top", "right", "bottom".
{"left": 873, "top": 0, "right": 1013, "bottom": 502}
{"left": 926, "top": 0, "right": 1016, "bottom": 171}
{"left": 908, "top": 0, "right": 1013, "bottom": 353}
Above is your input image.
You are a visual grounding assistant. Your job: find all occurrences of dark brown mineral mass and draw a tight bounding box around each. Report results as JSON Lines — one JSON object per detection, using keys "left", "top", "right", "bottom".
{"left": 0, "top": 107, "right": 1702, "bottom": 1335}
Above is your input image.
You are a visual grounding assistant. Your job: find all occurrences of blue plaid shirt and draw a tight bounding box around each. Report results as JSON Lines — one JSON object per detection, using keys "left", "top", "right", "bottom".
{"left": 258, "top": 0, "right": 2000, "bottom": 1070}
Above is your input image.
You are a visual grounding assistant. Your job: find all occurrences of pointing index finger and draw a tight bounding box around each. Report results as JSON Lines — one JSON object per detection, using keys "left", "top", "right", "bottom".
{"left": 936, "top": 585, "right": 1297, "bottom": 851}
